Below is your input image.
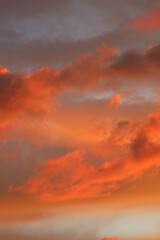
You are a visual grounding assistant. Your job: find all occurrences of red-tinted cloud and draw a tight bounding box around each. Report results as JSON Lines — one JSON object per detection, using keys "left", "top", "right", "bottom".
{"left": 0, "top": 42, "right": 159, "bottom": 181}
{"left": 0, "top": 44, "right": 117, "bottom": 120}
{"left": 0, "top": 42, "right": 160, "bottom": 125}
{"left": 106, "top": 94, "right": 123, "bottom": 109}
{"left": 12, "top": 107, "right": 160, "bottom": 202}
{"left": 0, "top": 42, "right": 159, "bottom": 122}
{"left": 126, "top": 3, "right": 160, "bottom": 31}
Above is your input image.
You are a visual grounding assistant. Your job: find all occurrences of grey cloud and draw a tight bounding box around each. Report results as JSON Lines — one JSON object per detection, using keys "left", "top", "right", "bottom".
{"left": 0, "top": 0, "right": 73, "bottom": 22}
{"left": 0, "top": 0, "right": 159, "bottom": 72}
{"left": 0, "top": 28, "right": 158, "bottom": 73}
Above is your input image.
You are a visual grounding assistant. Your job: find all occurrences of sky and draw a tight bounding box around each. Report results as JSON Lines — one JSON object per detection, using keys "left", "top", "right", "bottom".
{"left": 0, "top": 0, "right": 160, "bottom": 239}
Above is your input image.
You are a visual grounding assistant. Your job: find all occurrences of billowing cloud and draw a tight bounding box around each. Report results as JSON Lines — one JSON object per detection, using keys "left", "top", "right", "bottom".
{"left": 0, "top": 44, "right": 117, "bottom": 118}
{"left": 1, "top": 42, "right": 160, "bottom": 122}
{"left": 12, "top": 107, "right": 160, "bottom": 201}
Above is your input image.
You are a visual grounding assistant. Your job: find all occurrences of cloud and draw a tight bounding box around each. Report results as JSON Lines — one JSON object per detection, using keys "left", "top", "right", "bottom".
{"left": 0, "top": 28, "right": 155, "bottom": 72}
{"left": 1, "top": 2, "right": 160, "bottom": 240}
{"left": 11, "top": 107, "right": 160, "bottom": 202}
{"left": 0, "top": 0, "right": 157, "bottom": 73}
{"left": 1, "top": 42, "right": 160, "bottom": 119}
{"left": 0, "top": 43, "right": 117, "bottom": 125}
{"left": 126, "top": 2, "right": 160, "bottom": 31}
{"left": 109, "top": 43, "right": 160, "bottom": 78}
{"left": 0, "top": 42, "right": 160, "bottom": 149}
{"left": 101, "top": 238, "right": 121, "bottom": 240}
{"left": 0, "top": 0, "right": 72, "bottom": 21}
{"left": 106, "top": 94, "right": 123, "bottom": 109}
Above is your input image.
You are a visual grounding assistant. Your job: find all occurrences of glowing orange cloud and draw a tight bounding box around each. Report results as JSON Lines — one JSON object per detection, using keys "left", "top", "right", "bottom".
{"left": 1, "top": 42, "right": 160, "bottom": 125}
{"left": 0, "top": 66, "right": 9, "bottom": 74}
{"left": 126, "top": 3, "right": 160, "bottom": 31}
{"left": 0, "top": 42, "right": 160, "bottom": 130}
{"left": 106, "top": 94, "right": 123, "bottom": 109}
{"left": 11, "top": 107, "right": 160, "bottom": 202}
{"left": 0, "top": 44, "right": 117, "bottom": 123}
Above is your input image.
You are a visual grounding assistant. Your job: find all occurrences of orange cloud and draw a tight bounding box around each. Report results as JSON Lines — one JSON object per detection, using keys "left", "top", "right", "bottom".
{"left": 11, "top": 107, "right": 160, "bottom": 202}
{"left": 126, "top": 3, "right": 160, "bottom": 31}
{"left": 106, "top": 94, "right": 123, "bottom": 109}
{"left": 1, "top": 42, "right": 160, "bottom": 121}
{"left": 0, "top": 66, "right": 9, "bottom": 74}
{"left": 0, "top": 42, "right": 160, "bottom": 152}
{"left": 0, "top": 46, "right": 114, "bottom": 140}
{"left": 0, "top": 44, "right": 117, "bottom": 120}
{"left": 0, "top": 42, "right": 160, "bottom": 129}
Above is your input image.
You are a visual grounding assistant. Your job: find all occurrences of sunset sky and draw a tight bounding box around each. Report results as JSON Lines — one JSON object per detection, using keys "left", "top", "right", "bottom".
{"left": 0, "top": 0, "right": 160, "bottom": 239}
